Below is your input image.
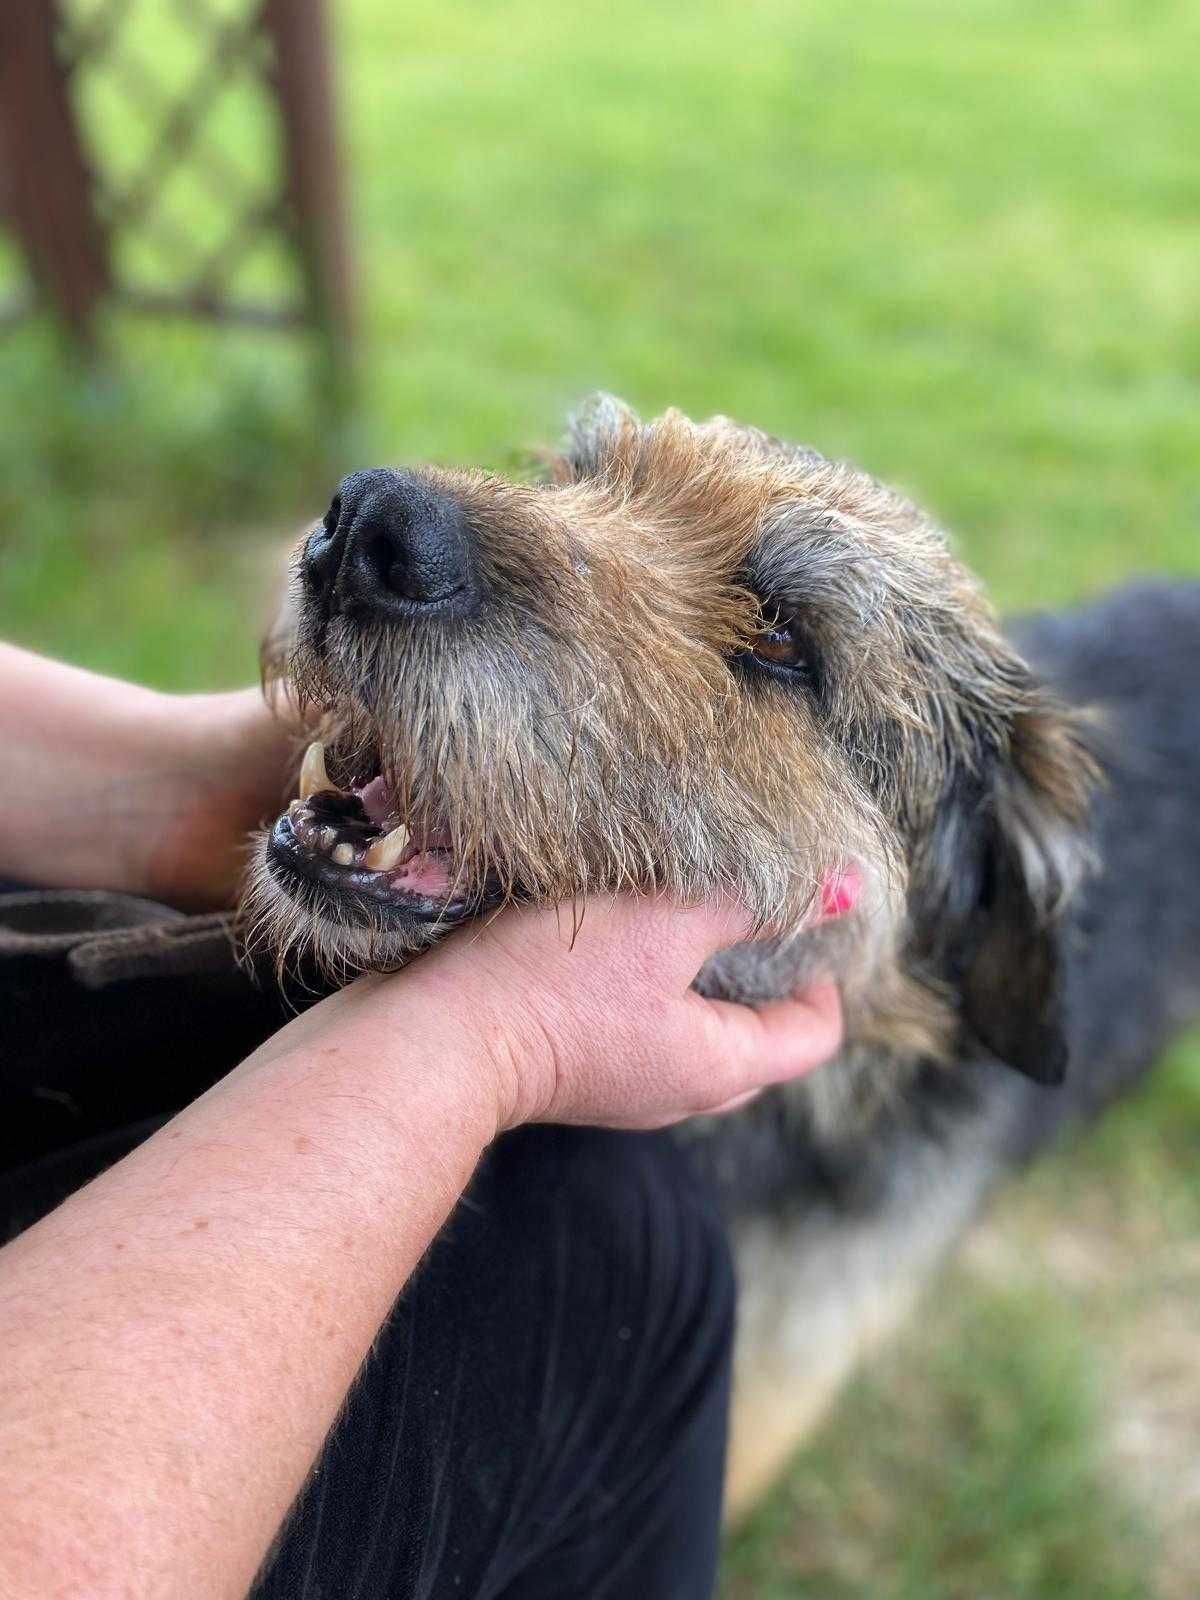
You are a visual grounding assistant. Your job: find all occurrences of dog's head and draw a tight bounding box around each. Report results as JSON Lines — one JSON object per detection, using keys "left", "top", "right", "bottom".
{"left": 245, "top": 399, "right": 1095, "bottom": 1109}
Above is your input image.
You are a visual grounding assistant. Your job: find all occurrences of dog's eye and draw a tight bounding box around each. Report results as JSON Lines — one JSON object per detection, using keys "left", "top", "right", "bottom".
{"left": 749, "top": 615, "right": 813, "bottom": 680}
{"left": 753, "top": 623, "right": 805, "bottom": 669}
{"left": 733, "top": 587, "right": 822, "bottom": 694}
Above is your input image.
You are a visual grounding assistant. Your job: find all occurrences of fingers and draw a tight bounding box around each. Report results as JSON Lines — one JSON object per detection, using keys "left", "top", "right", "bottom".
{"left": 692, "top": 982, "right": 844, "bottom": 1109}
{"left": 407, "top": 892, "right": 846, "bottom": 1132}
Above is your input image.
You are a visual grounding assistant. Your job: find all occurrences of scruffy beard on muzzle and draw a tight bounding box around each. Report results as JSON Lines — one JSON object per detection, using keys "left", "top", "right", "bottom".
{"left": 244, "top": 595, "right": 901, "bottom": 991}
{"left": 238, "top": 842, "right": 452, "bottom": 986}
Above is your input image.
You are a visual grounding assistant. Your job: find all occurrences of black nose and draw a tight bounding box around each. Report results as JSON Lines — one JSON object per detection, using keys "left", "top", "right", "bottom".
{"left": 304, "top": 468, "right": 480, "bottom": 623}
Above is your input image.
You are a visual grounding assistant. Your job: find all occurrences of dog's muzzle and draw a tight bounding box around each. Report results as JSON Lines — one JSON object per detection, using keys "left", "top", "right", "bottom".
{"left": 264, "top": 740, "right": 498, "bottom": 937}
{"left": 264, "top": 469, "right": 503, "bottom": 937}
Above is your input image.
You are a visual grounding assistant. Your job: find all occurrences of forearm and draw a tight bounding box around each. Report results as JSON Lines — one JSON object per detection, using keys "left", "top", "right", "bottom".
{"left": 0, "top": 644, "right": 291, "bottom": 907}
{"left": 0, "top": 643, "right": 171, "bottom": 893}
{"left": 0, "top": 892, "right": 842, "bottom": 1600}
{"left": 0, "top": 985, "right": 495, "bottom": 1600}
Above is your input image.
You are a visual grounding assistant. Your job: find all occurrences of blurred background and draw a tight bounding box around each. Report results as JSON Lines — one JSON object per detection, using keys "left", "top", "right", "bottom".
{"left": 1, "top": 1, "right": 1198, "bottom": 1593}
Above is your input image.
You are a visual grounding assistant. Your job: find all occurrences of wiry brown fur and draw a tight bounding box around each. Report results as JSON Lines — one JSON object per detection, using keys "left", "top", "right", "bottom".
{"left": 245, "top": 397, "right": 1097, "bottom": 1128}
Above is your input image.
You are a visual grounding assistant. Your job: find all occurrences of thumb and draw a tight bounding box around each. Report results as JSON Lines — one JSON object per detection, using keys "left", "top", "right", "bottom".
{"left": 697, "top": 981, "right": 844, "bottom": 1108}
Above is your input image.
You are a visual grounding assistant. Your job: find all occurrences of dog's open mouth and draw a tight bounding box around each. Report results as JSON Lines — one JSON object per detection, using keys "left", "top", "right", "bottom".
{"left": 266, "top": 740, "right": 492, "bottom": 930}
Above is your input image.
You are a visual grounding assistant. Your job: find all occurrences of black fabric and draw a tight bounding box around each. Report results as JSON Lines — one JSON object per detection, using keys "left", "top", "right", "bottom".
{"left": 0, "top": 886, "right": 295, "bottom": 1174}
{"left": 0, "top": 889, "right": 734, "bottom": 1599}
{"left": 256, "top": 1124, "right": 734, "bottom": 1600}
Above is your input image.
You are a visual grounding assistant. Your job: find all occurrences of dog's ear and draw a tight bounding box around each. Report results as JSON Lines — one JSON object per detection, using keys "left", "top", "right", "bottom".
{"left": 559, "top": 394, "right": 643, "bottom": 481}
{"left": 916, "top": 696, "right": 1097, "bottom": 1085}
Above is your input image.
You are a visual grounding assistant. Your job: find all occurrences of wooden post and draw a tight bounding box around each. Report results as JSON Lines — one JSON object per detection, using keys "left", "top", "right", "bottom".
{"left": 261, "top": 0, "right": 355, "bottom": 411}
{"left": 0, "top": 0, "right": 109, "bottom": 347}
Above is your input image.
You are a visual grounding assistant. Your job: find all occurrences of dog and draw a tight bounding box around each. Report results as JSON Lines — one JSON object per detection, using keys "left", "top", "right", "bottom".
{"left": 244, "top": 397, "right": 1200, "bottom": 1513}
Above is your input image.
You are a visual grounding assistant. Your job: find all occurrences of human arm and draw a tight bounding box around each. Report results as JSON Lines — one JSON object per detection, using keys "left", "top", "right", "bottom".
{"left": 0, "top": 642, "right": 293, "bottom": 909}
{"left": 0, "top": 895, "right": 842, "bottom": 1600}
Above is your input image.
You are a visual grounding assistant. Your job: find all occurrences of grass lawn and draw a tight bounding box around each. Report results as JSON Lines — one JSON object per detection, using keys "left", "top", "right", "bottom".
{"left": 2, "top": 0, "right": 1198, "bottom": 1591}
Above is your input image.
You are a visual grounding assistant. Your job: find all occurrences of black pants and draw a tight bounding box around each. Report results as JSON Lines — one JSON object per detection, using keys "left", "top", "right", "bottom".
{"left": 1, "top": 890, "right": 734, "bottom": 1599}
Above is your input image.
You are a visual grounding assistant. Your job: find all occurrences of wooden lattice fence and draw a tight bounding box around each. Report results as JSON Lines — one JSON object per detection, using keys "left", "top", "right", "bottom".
{"left": 0, "top": 0, "right": 353, "bottom": 386}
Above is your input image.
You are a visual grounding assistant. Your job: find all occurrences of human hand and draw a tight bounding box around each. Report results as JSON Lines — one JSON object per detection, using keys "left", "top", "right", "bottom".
{"left": 0, "top": 645, "right": 297, "bottom": 909}
{"left": 131, "top": 686, "right": 298, "bottom": 909}
{"left": 244, "top": 894, "right": 844, "bottom": 1135}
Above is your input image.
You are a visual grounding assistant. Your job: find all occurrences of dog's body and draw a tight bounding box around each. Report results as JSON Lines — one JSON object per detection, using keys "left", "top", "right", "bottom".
{"left": 244, "top": 403, "right": 1200, "bottom": 1516}
{"left": 704, "top": 580, "right": 1200, "bottom": 1505}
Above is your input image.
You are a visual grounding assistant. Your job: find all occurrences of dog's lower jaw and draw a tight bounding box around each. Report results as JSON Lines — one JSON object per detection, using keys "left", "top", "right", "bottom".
{"left": 239, "top": 835, "right": 453, "bottom": 983}
{"left": 243, "top": 810, "right": 943, "bottom": 1134}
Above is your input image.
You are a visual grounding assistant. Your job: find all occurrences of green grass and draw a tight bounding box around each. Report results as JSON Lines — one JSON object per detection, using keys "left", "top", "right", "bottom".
{"left": 722, "top": 1042, "right": 1200, "bottom": 1598}
{"left": 5, "top": 0, "right": 1199, "bottom": 681}
{"left": 2, "top": 0, "right": 1198, "bottom": 1589}
{"left": 722, "top": 1291, "right": 1152, "bottom": 1600}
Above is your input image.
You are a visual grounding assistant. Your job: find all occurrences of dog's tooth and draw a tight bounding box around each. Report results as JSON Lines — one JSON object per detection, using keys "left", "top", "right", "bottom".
{"left": 299, "top": 741, "right": 331, "bottom": 801}
{"left": 362, "top": 823, "right": 411, "bottom": 872}
{"left": 331, "top": 842, "right": 356, "bottom": 867}
{"left": 319, "top": 827, "right": 338, "bottom": 851}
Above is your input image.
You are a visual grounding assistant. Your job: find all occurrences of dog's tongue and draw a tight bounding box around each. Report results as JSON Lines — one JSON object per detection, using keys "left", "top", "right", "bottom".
{"left": 351, "top": 774, "right": 455, "bottom": 896}
{"left": 356, "top": 775, "right": 396, "bottom": 827}
{"left": 391, "top": 848, "right": 454, "bottom": 899}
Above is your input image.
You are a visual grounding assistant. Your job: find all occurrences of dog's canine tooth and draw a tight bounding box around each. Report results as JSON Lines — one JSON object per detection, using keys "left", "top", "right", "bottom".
{"left": 331, "top": 842, "right": 356, "bottom": 867}
{"left": 299, "top": 741, "right": 331, "bottom": 801}
{"left": 362, "top": 823, "right": 411, "bottom": 872}
{"left": 318, "top": 827, "right": 338, "bottom": 851}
